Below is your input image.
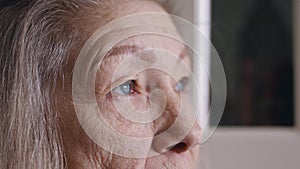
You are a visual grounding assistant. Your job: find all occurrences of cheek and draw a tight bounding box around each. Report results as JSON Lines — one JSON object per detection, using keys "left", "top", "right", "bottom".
{"left": 130, "top": 95, "right": 150, "bottom": 111}
{"left": 97, "top": 95, "right": 155, "bottom": 138}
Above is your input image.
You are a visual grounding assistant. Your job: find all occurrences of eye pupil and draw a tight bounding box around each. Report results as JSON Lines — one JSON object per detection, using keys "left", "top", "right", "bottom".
{"left": 121, "top": 83, "right": 131, "bottom": 94}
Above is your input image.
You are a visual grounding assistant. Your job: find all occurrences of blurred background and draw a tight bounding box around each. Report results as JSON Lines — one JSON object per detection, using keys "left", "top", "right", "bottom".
{"left": 164, "top": 0, "right": 300, "bottom": 168}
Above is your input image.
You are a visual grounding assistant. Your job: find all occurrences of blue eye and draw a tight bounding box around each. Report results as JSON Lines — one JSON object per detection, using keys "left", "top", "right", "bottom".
{"left": 175, "top": 77, "right": 188, "bottom": 92}
{"left": 111, "top": 80, "right": 135, "bottom": 95}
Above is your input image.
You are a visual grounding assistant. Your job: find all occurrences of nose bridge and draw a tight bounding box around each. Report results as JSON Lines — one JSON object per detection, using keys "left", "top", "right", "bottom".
{"left": 158, "top": 76, "right": 182, "bottom": 123}
{"left": 149, "top": 68, "right": 192, "bottom": 131}
{"left": 151, "top": 77, "right": 201, "bottom": 154}
{"left": 146, "top": 69, "right": 173, "bottom": 90}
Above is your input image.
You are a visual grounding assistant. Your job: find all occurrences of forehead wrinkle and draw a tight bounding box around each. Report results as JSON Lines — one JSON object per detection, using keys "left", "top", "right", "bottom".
{"left": 103, "top": 44, "right": 188, "bottom": 64}
{"left": 103, "top": 44, "right": 157, "bottom": 64}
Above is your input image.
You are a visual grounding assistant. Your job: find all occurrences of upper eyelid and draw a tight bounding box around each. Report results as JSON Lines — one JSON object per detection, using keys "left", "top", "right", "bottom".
{"left": 175, "top": 76, "right": 189, "bottom": 83}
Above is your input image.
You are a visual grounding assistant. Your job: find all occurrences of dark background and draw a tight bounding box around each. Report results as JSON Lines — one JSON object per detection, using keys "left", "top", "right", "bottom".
{"left": 211, "top": 0, "right": 294, "bottom": 126}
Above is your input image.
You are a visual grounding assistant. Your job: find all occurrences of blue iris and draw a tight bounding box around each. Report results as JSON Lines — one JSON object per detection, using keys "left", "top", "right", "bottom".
{"left": 112, "top": 80, "right": 134, "bottom": 95}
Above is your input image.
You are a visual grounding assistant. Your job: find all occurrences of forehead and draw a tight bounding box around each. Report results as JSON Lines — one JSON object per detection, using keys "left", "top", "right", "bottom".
{"left": 113, "top": 1, "right": 167, "bottom": 18}
{"left": 112, "top": 34, "right": 186, "bottom": 56}
{"left": 102, "top": 34, "right": 190, "bottom": 66}
{"left": 97, "top": 1, "right": 191, "bottom": 70}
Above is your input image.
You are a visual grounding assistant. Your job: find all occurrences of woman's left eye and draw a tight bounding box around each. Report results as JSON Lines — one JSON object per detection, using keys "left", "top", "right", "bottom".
{"left": 175, "top": 77, "right": 188, "bottom": 92}
{"left": 111, "top": 80, "right": 136, "bottom": 95}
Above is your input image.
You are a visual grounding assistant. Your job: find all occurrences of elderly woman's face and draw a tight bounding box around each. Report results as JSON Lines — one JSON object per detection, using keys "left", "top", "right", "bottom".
{"left": 63, "top": 1, "right": 201, "bottom": 169}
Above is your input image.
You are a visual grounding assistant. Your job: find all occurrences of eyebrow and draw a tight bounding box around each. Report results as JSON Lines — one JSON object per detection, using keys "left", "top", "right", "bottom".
{"left": 104, "top": 45, "right": 143, "bottom": 59}
{"left": 104, "top": 45, "right": 188, "bottom": 60}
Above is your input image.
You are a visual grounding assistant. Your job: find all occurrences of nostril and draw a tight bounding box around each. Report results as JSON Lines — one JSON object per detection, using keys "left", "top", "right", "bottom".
{"left": 152, "top": 123, "right": 201, "bottom": 154}
{"left": 169, "top": 142, "right": 188, "bottom": 154}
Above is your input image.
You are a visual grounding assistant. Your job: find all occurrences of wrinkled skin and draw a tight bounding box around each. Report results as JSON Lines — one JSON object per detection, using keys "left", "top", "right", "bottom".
{"left": 59, "top": 1, "right": 201, "bottom": 169}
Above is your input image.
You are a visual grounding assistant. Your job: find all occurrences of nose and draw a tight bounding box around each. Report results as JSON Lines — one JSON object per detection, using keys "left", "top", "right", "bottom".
{"left": 151, "top": 90, "right": 202, "bottom": 154}
{"left": 171, "top": 124, "right": 201, "bottom": 153}
{"left": 149, "top": 71, "right": 201, "bottom": 154}
{"left": 152, "top": 122, "right": 201, "bottom": 154}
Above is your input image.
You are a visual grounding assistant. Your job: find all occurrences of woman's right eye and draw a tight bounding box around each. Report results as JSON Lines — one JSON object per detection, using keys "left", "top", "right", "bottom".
{"left": 111, "top": 80, "right": 136, "bottom": 95}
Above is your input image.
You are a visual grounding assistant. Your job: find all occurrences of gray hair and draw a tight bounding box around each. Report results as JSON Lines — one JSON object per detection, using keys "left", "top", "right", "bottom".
{"left": 0, "top": 0, "right": 114, "bottom": 168}
{"left": 0, "top": 0, "right": 167, "bottom": 168}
